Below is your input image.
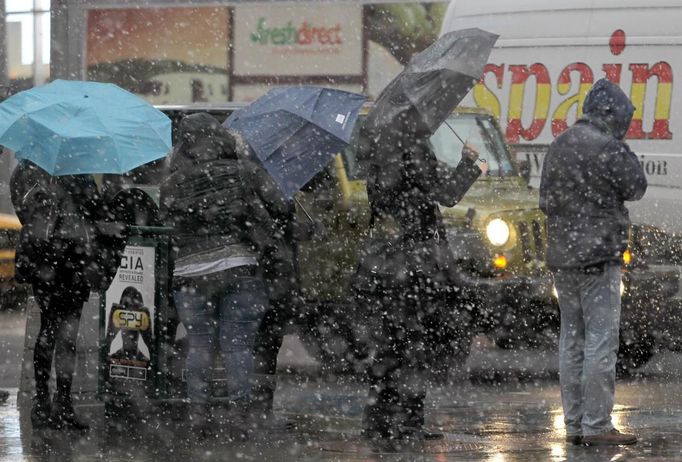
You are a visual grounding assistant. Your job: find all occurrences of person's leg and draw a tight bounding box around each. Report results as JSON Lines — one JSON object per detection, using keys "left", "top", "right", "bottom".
{"left": 174, "top": 280, "right": 218, "bottom": 428}
{"left": 217, "top": 270, "right": 269, "bottom": 404}
{"left": 45, "top": 281, "right": 90, "bottom": 430}
{"left": 396, "top": 275, "right": 433, "bottom": 438}
{"left": 580, "top": 264, "right": 622, "bottom": 437}
{"left": 554, "top": 270, "right": 585, "bottom": 440}
{"left": 53, "top": 308, "right": 83, "bottom": 401}
{"left": 362, "top": 325, "right": 402, "bottom": 438}
{"left": 395, "top": 324, "right": 427, "bottom": 434}
{"left": 252, "top": 301, "right": 288, "bottom": 413}
{"left": 362, "top": 289, "right": 404, "bottom": 438}
{"left": 31, "top": 287, "right": 57, "bottom": 428}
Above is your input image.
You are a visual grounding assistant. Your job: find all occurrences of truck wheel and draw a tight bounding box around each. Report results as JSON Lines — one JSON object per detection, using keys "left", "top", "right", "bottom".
{"left": 428, "top": 331, "right": 473, "bottom": 385}
{"left": 299, "top": 330, "right": 370, "bottom": 378}
{"left": 425, "top": 307, "right": 474, "bottom": 385}
{"left": 298, "top": 303, "right": 372, "bottom": 378}
{"left": 617, "top": 334, "right": 655, "bottom": 375}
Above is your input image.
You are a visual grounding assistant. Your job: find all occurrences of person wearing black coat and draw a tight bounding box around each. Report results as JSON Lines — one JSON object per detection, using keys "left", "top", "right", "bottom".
{"left": 224, "top": 131, "right": 307, "bottom": 430}
{"left": 355, "top": 130, "right": 482, "bottom": 440}
{"left": 11, "top": 160, "right": 101, "bottom": 431}
{"left": 540, "top": 78, "right": 647, "bottom": 446}
{"left": 161, "top": 113, "right": 291, "bottom": 440}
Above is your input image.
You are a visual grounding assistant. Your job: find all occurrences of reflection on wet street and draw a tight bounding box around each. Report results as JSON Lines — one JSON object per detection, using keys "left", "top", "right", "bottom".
{"left": 3, "top": 309, "right": 682, "bottom": 461}
{"left": 3, "top": 377, "right": 682, "bottom": 461}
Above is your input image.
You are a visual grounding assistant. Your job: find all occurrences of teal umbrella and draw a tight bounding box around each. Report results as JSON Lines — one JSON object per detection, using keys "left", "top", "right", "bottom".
{"left": 0, "top": 79, "right": 171, "bottom": 175}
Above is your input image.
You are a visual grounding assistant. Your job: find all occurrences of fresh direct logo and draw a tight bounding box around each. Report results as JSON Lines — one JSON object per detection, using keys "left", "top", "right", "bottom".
{"left": 250, "top": 17, "right": 343, "bottom": 46}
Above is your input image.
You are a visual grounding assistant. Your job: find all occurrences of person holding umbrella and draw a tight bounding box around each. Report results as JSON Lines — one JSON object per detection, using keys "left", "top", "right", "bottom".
{"left": 11, "top": 161, "right": 101, "bottom": 430}
{"left": 160, "top": 113, "right": 292, "bottom": 441}
{"left": 353, "top": 28, "right": 497, "bottom": 440}
{"left": 0, "top": 80, "right": 172, "bottom": 431}
{"left": 224, "top": 86, "right": 366, "bottom": 427}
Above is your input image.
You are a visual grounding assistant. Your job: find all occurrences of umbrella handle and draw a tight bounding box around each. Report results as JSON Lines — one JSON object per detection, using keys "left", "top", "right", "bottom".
{"left": 444, "top": 120, "right": 487, "bottom": 163}
{"left": 294, "top": 197, "right": 314, "bottom": 223}
{"left": 444, "top": 120, "right": 465, "bottom": 144}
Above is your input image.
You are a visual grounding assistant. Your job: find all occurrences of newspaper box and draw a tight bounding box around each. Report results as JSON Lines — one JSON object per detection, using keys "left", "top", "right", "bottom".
{"left": 99, "top": 225, "right": 185, "bottom": 414}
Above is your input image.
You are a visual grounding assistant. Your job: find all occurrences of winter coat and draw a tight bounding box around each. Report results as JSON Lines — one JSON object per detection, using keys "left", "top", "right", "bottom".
{"left": 356, "top": 135, "right": 481, "bottom": 289}
{"left": 161, "top": 113, "right": 290, "bottom": 281}
{"left": 540, "top": 78, "right": 648, "bottom": 270}
{"left": 11, "top": 160, "right": 102, "bottom": 287}
{"left": 234, "top": 134, "right": 302, "bottom": 303}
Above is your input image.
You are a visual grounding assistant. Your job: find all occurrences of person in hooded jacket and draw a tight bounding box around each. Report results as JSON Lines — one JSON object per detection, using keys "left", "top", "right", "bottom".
{"left": 11, "top": 160, "right": 101, "bottom": 431}
{"left": 540, "top": 78, "right": 647, "bottom": 446}
{"left": 161, "top": 113, "right": 287, "bottom": 440}
{"left": 354, "top": 119, "right": 483, "bottom": 440}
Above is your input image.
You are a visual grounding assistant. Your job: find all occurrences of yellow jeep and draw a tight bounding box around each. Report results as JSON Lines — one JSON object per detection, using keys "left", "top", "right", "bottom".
{"left": 141, "top": 104, "right": 669, "bottom": 377}
{"left": 292, "top": 107, "right": 556, "bottom": 374}
{"left": 0, "top": 213, "right": 22, "bottom": 309}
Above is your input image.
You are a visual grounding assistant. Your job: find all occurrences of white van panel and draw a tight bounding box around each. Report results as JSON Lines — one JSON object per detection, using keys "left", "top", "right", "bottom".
{"left": 442, "top": 0, "right": 682, "bottom": 233}
{"left": 444, "top": 0, "right": 682, "bottom": 37}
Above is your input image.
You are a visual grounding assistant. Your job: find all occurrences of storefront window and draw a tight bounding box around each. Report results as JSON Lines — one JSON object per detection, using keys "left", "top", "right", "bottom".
{"left": 6, "top": 0, "right": 50, "bottom": 91}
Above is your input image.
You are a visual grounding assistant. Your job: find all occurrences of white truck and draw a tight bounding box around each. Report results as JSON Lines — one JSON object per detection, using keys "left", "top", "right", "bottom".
{"left": 442, "top": 0, "right": 682, "bottom": 363}
{"left": 442, "top": 0, "right": 682, "bottom": 236}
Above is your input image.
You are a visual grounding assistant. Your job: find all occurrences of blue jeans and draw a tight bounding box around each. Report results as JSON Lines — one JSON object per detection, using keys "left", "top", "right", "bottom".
{"left": 174, "top": 267, "right": 269, "bottom": 405}
{"left": 554, "top": 263, "right": 621, "bottom": 437}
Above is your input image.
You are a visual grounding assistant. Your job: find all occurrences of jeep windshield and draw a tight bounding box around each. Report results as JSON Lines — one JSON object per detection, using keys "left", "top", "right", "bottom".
{"left": 344, "top": 113, "right": 516, "bottom": 180}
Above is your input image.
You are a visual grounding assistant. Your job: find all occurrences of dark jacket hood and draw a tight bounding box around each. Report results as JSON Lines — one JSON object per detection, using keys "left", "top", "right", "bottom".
{"left": 581, "top": 78, "right": 634, "bottom": 140}
{"left": 169, "top": 113, "right": 237, "bottom": 170}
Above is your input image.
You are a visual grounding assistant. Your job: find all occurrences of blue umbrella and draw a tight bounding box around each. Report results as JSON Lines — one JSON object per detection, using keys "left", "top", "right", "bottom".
{"left": 224, "top": 86, "right": 366, "bottom": 198}
{"left": 0, "top": 79, "right": 171, "bottom": 175}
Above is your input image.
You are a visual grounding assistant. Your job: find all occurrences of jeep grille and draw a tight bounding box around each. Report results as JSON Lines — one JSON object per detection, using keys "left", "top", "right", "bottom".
{"left": 517, "top": 219, "right": 545, "bottom": 263}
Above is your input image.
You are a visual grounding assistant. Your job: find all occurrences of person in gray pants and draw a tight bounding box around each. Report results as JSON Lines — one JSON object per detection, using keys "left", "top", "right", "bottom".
{"left": 540, "top": 79, "right": 647, "bottom": 446}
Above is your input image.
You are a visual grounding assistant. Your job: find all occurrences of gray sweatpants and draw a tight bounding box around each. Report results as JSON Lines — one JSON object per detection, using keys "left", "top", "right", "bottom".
{"left": 553, "top": 263, "right": 621, "bottom": 437}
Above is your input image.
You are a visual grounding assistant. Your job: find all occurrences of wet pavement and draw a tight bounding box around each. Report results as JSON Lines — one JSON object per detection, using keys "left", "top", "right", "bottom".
{"left": 3, "top": 310, "right": 682, "bottom": 460}
{"left": 3, "top": 378, "right": 682, "bottom": 461}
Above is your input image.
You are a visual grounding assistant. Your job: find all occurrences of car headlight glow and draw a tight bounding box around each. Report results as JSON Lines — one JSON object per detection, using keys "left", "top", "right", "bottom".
{"left": 486, "top": 218, "right": 510, "bottom": 247}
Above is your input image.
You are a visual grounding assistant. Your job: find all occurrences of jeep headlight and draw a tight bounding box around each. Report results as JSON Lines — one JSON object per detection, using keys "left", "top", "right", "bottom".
{"left": 486, "top": 218, "right": 510, "bottom": 247}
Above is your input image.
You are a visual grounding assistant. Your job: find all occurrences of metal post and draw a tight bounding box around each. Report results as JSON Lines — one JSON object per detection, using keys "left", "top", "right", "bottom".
{"left": 33, "top": 0, "right": 47, "bottom": 85}
{"left": 0, "top": 1, "right": 7, "bottom": 98}
{"left": 0, "top": 2, "right": 13, "bottom": 214}
{"left": 50, "top": 0, "right": 68, "bottom": 80}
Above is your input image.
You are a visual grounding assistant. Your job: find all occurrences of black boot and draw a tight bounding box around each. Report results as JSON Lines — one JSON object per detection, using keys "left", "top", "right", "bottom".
{"left": 51, "top": 395, "right": 89, "bottom": 431}
{"left": 30, "top": 394, "right": 52, "bottom": 429}
{"left": 397, "top": 426, "right": 444, "bottom": 440}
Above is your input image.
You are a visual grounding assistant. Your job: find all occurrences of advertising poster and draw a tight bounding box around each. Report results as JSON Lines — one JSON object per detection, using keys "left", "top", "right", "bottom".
{"left": 84, "top": 2, "right": 447, "bottom": 103}
{"left": 104, "top": 245, "right": 156, "bottom": 381}
{"left": 230, "top": 2, "right": 364, "bottom": 100}
{"left": 231, "top": 3, "right": 364, "bottom": 75}
{"left": 86, "top": 7, "right": 230, "bottom": 104}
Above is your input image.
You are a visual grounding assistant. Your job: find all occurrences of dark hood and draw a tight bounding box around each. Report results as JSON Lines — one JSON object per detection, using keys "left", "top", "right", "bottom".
{"left": 582, "top": 78, "right": 634, "bottom": 140}
{"left": 168, "top": 113, "right": 237, "bottom": 170}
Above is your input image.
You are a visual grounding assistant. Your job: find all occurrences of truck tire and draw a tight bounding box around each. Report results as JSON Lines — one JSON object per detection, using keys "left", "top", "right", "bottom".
{"left": 617, "top": 334, "right": 655, "bottom": 375}
{"left": 424, "top": 304, "right": 474, "bottom": 385}
{"left": 427, "top": 329, "right": 473, "bottom": 385}
{"left": 298, "top": 303, "right": 371, "bottom": 378}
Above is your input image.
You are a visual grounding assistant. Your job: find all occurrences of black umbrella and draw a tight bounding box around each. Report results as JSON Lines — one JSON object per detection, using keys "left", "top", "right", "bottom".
{"left": 361, "top": 28, "right": 499, "bottom": 155}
